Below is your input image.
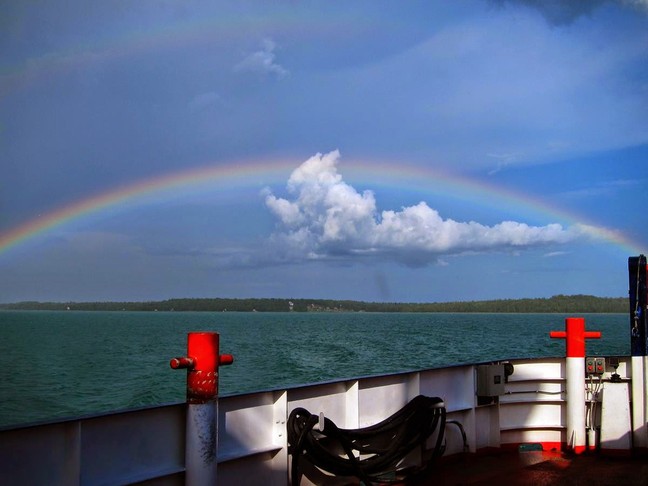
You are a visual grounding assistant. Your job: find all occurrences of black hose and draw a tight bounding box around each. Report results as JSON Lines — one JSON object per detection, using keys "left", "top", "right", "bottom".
{"left": 287, "top": 395, "right": 447, "bottom": 485}
{"left": 447, "top": 419, "right": 468, "bottom": 453}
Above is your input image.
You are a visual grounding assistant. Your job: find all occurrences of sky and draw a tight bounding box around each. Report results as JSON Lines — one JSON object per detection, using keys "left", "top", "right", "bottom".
{"left": 1, "top": 0, "right": 647, "bottom": 304}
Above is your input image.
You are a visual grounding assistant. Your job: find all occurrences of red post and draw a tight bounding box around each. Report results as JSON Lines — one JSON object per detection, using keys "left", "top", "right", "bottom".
{"left": 550, "top": 317, "right": 601, "bottom": 454}
{"left": 170, "top": 332, "right": 234, "bottom": 403}
{"left": 550, "top": 317, "right": 601, "bottom": 358}
{"left": 170, "top": 332, "right": 234, "bottom": 485}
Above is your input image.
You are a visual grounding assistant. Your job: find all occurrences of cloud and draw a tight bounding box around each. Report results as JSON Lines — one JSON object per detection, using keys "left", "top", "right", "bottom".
{"left": 234, "top": 38, "right": 288, "bottom": 79}
{"left": 544, "top": 251, "right": 569, "bottom": 257}
{"left": 626, "top": 0, "right": 648, "bottom": 10}
{"left": 325, "top": 10, "right": 647, "bottom": 170}
{"left": 490, "top": 0, "right": 605, "bottom": 25}
{"left": 487, "top": 151, "right": 523, "bottom": 175}
{"left": 264, "top": 151, "right": 580, "bottom": 265}
{"left": 557, "top": 179, "right": 644, "bottom": 200}
{"left": 490, "top": 0, "right": 648, "bottom": 26}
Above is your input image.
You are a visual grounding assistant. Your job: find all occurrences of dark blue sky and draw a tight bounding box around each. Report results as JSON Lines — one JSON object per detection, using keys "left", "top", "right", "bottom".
{"left": 1, "top": 0, "right": 647, "bottom": 303}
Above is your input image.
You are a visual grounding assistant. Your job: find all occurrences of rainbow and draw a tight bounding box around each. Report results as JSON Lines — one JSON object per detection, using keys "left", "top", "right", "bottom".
{"left": 1, "top": 16, "right": 233, "bottom": 96}
{"left": 346, "top": 159, "right": 642, "bottom": 253}
{"left": 0, "top": 156, "right": 643, "bottom": 257}
{"left": 0, "top": 156, "right": 292, "bottom": 255}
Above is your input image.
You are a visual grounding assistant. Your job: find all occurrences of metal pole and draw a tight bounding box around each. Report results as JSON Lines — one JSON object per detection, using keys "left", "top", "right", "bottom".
{"left": 628, "top": 255, "right": 648, "bottom": 449}
{"left": 566, "top": 354, "right": 585, "bottom": 453}
{"left": 171, "top": 332, "right": 234, "bottom": 485}
{"left": 550, "top": 317, "right": 601, "bottom": 454}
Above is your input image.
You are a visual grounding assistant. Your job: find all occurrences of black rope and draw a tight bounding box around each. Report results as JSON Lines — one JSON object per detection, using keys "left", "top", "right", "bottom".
{"left": 287, "top": 395, "right": 447, "bottom": 485}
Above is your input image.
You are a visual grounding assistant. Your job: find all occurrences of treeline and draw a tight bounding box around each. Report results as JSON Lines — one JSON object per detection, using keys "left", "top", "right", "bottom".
{"left": 0, "top": 294, "right": 628, "bottom": 313}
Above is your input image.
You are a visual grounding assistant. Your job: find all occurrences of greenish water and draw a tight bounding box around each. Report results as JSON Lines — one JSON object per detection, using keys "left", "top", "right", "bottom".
{"left": 0, "top": 311, "right": 629, "bottom": 429}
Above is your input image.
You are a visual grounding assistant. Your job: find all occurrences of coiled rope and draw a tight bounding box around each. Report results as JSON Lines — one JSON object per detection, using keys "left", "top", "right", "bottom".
{"left": 287, "top": 395, "right": 446, "bottom": 485}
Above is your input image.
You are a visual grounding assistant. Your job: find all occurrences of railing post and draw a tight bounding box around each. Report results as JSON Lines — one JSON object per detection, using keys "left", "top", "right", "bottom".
{"left": 171, "top": 332, "right": 234, "bottom": 485}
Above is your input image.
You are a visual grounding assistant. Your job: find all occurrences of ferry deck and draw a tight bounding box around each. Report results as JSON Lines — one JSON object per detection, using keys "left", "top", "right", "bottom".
{"left": 1, "top": 255, "right": 647, "bottom": 485}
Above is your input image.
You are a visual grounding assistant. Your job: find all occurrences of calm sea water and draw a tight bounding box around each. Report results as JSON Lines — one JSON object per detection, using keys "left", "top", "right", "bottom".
{"left": 0, "top": 311, "right": 629, "bottom": 429}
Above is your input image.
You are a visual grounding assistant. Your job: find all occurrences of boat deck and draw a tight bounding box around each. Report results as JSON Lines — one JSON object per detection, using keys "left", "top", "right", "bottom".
{"left": 417, "top": 448, "right": 648, "bottom": 485}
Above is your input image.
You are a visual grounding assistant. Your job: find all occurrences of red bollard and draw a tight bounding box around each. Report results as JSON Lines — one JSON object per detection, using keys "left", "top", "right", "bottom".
{"left": 550, "top": 318, "right": 601, "bottom": 453}
{"left": 550, "top": 317, "right": 601, "bottom": 358}
{"left": 171, "top": 332, "right": 233, "bottom": 485}
{"left": 171, "top": 332, "right": 234, "bottom": 403}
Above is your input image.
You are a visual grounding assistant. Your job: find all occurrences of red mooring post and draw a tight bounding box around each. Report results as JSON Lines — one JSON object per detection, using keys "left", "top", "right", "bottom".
{"left": 171, "top": 332, "right": 233, "bottom": 485}
{"left": 550, "top": 317, "right": 601, "bottom": 453}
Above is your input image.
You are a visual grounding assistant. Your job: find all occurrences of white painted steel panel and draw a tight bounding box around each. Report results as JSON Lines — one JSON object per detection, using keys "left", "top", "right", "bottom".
{"left": 500, "top": 381, "right": 564, "bottom": 403}
{"left": 0, "top": 421, "right": 82, "bottom": 486}
{"left": 474, "top": 406, "right": 499, "bottom": 450}
{"left": 508, "top": 359, "right": 564, "bottom": 381}
{"left": 219, "top": 449, "right": 286, "bottom": 486}
{"left": 217, "top": 390, "right": 287, "bottom": 485}
{"left": 631, "top": 356, "right": 648, "bottom": 448}
{"left": 499, "top": 402, "right": 565, "bottom": 430}
{"left": 288, "top": 381, "right": 353, "bottom": 427}
{"left": 358, "top": 373, "right": 420, "bottom": 427}
{"left": 81, "top": 405, "right": 185, "bottom": 485}
{"left": 419, "top": 366, "right": 475, "bottom": 412}
{"left": 600, "top": 381, "right": 632, "bottom": 451}
{"left": 220, "top": 392, "right": 278, "bottom": 458}
{"left": 345, "top": 380, "right": 359, "bottom": 429}
{"left": 0, "top": 404, "right": 186, "bottom": 486}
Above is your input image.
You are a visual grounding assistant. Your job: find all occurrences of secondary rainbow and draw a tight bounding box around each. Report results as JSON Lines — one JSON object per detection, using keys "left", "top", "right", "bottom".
{"left": 1, "top": 12, "right": 340, "bottom": 98}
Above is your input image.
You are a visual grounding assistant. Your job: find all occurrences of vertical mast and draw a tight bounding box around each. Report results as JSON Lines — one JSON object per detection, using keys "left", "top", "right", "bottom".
{"left": 628, "top": 254, "right": 648, "bottom": 449}
{"left": 629, "top": 255, "right": 648, "bottom": 356}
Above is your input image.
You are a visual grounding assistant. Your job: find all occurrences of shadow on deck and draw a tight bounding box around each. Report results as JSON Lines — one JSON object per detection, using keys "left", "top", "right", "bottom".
{"left": 417, "top": 449, "right": 648, "bottom": 486}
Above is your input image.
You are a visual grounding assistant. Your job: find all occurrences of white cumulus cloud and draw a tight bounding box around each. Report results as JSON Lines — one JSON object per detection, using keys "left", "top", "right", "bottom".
{"left": 263, "top": 151, "right": 580, "bottom": 265}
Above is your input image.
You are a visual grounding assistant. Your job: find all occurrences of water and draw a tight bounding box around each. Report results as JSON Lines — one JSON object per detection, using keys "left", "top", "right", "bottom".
{"left": 0, "top": 311, "right": 629, "bottom": 429}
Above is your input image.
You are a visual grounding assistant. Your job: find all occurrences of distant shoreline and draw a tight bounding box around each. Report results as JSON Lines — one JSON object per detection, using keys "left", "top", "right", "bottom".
{"left": 0, "top": 295, "right": 627, "bottom": 314}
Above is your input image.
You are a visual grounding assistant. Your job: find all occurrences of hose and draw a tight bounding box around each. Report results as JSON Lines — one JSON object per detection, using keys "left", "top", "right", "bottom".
{"left": 287, "top": 395, "right": 447, "bottom": 485}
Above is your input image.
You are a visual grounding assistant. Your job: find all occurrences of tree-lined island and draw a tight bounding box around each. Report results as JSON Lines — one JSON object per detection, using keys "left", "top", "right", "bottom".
{"left": 0, "top": 294, "right": 627, "bottom": 313}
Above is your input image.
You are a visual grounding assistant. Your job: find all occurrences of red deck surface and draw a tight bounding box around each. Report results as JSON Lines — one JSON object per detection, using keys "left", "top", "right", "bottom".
{"left": 418, "top": 449, "right": 648, "bottom": 485}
